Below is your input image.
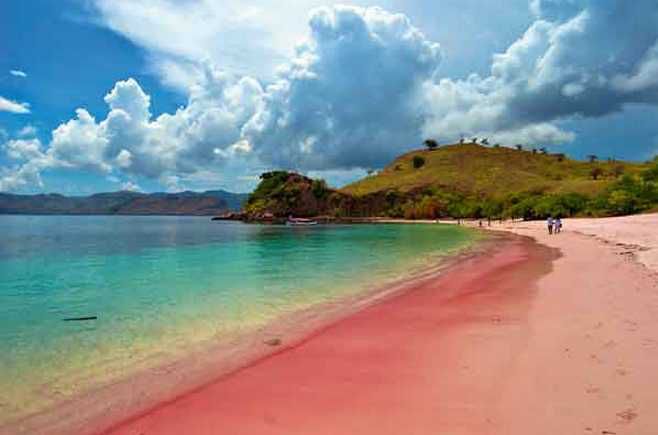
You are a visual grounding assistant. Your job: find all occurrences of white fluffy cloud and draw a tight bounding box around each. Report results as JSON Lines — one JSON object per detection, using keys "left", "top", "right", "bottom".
{"left": 0, "top": 96, "right": 30, "bottom": 114}
{"left": 50, "top": 108, "right": 111, "bottom": 172}
{"left": 1, "top": 73, "right": 263, "bottom": 191}
{"left": 3, "top": 2, "right": 658, "bottom": 193}
{"left": 9, "top": 70, "right": 27, "bottom": 78}
{"left": 422, "top": 0, "right": 658, "bottom": 144}
{"left": 0, "top": 138, "right": 52, "bottom": 191}
{"left": 243, "top": 5, "right": 442, "bottom": 170}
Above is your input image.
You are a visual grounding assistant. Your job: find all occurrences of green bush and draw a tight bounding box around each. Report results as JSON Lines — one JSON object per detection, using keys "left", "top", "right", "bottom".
{"left": 412, "top": 156, "right": 426, "bottom": 169}
{"left": 247, "top": 171, "right": 290, "bottom": 205}
{"left": 642, "top": 162, "right": 658, "bottom": 183}
{"left": 311, "top": 179, "right": 329, "bottom": 199}
{"left": 482, "top": 199, "right": 503, "bottom": 219}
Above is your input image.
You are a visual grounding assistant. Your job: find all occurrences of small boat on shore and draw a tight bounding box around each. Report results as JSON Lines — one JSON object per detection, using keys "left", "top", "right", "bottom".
{"left": 286, "top": 216, "right": 318, "bottom": 226}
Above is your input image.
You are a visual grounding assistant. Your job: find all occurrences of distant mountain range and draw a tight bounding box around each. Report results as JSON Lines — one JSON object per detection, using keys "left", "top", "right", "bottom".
{"left": 0, "top": 190, "right": 248, "bottom": 215}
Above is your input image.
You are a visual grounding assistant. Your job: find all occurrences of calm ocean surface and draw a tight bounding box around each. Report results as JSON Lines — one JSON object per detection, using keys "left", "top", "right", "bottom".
{"left": 0, "top": 216, "right": 474, "bottom": 422}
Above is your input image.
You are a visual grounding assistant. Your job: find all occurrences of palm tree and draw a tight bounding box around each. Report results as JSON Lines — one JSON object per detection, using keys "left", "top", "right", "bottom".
{"left": 481, "top": 138, "right": 489, "bottom": 145}
{"left": 587, "top": 154, "right": 598, "bottom": 163}
{"left": 472, "top": 137, "right": 478, "bottom": 144}
{"left": 515, "top": 144, "right": 523, "bottom": 151}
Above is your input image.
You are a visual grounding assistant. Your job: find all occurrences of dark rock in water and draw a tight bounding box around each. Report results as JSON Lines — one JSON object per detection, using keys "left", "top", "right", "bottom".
{"left": 63, "top": 316, "right": 97, "bottom": 321}
{"left": 264, "top": 338, "right": 282, "bottom": 346}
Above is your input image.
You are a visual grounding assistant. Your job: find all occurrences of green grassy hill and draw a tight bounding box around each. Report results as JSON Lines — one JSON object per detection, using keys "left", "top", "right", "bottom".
{"left": 244, "top": 144, "right": 658, "bottom": 220}
{"left": 342, "top": 143, "right": 647, "bottom": 198}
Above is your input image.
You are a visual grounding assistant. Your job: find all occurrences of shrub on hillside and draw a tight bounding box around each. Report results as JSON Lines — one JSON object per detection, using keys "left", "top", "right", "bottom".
{"left": 590, "top": 166, "right": 604, "bottom": 180}
{"left": 606, "top": 190, "right": 639, "bottom": 215}
{"left": 311, "top": 179, "right": 329, "bottom": 199}
{"left": 642, "top": 161, "right": 658, "bottom": 183}
{"left": 412, "top": 156, "right": 426, "bottom": 169}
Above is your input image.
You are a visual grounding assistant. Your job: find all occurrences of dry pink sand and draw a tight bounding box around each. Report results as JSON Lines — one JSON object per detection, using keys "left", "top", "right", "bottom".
{"left": 97, "top": 215, "right": 658, "bottom": 435}
{"left": 499, "top": 213, "right": 658, "bottom": 273}
{"left": 487, "top": 216, "right": 658, "bottom": 434}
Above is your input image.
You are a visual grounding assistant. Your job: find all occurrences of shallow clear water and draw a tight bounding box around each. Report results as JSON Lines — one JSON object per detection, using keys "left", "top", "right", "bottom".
{"left": 0, "top": 216, "right": 474, "bottom": 421}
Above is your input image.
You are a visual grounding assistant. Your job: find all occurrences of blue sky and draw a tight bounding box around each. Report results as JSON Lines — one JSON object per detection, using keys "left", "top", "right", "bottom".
{"left": 1, "top": 0, "right": 657, "bottom": 194}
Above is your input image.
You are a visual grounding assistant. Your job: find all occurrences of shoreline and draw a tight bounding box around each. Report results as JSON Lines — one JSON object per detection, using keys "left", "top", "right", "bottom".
{"left": 1, "top": 226, "right": 487, "bottom": 435}
{"left": 96, "top": 232, "right": 553, "bottom": 435}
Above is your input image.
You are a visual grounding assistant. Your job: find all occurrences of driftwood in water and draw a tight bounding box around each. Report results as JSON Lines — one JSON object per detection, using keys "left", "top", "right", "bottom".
{"left": 63, "top": 316, "right": 98, "bottom": 322}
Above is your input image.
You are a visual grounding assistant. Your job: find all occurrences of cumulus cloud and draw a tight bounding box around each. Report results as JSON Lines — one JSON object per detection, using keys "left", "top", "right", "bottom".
{"left": 5, "top": 138, "right": 45, "bottom": 161}
{"left": 1, "top": 73, "right": 263, "bottom": 191}
{"left": 0, "top": 138, "right": 52, "bottom": 191}
{"left": 50, "top": 108, "right": 111, "bottom": 172}
{"left": 9, "top": 70, "right": 27, "bottom": 78}
{"left": 243, "top": 5, "right": 442, "bottom": 170}
{"left": 0, "top": 96, "right": 30, "bottom": 114}
{"left": 422, "top": 0, "right": 658, "bottom": 144}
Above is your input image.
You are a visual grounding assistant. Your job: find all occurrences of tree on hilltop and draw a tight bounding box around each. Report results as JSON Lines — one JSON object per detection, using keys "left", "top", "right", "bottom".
{"left": 424, "top": 139, "right": 439, "bottom": 150}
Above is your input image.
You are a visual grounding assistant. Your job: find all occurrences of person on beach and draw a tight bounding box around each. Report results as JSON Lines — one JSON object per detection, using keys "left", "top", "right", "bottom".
{"left": 547, "top": 216, "right": 554, "bottom": 235}
{"left": 555, "top": 217, "right": 562, "bottom": 234}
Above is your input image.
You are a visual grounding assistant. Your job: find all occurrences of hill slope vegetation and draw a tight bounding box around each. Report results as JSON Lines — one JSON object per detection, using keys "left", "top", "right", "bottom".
{"left": 246, "top": 144, "right": 658, "bottom": 220}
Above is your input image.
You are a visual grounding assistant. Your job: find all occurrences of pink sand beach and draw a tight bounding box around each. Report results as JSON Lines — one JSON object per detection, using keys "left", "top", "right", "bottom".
{"left": 88, "top": 214, "right": 658, "bottom": 435}
{"left": 8, "top": 215, "right": 657, "bottom": 435}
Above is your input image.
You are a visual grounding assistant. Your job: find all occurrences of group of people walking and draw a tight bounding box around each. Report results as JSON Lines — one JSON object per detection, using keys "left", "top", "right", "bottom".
{"left": 546, "top": 216, "right": 562, "bottom": 235}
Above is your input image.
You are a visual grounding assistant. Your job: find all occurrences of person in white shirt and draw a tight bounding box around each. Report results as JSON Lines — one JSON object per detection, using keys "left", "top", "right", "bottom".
{"left": 547, "top": 216, "right": 554, "bottom": 235}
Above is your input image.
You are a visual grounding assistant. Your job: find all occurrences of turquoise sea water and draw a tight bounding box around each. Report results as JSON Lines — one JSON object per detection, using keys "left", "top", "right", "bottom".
{"left": 0, "top": 216, "right": 474, "bottom": 423}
